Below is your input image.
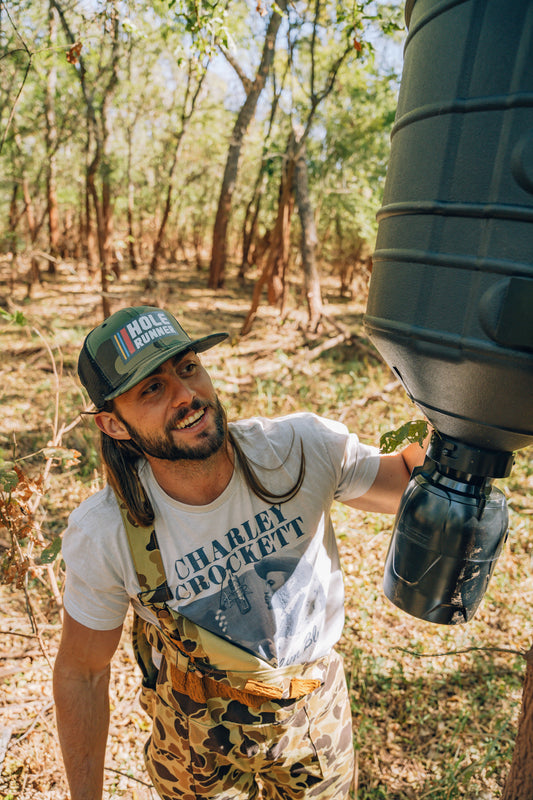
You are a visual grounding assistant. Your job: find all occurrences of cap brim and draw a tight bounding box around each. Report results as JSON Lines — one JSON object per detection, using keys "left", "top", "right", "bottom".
{"left": 103, "top": 331, "right": 229, "bottom": 403}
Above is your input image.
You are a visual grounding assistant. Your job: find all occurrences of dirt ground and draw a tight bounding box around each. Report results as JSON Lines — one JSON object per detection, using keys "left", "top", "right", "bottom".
{"left": 1, "top": 256, "right": 532, "bottom": 799}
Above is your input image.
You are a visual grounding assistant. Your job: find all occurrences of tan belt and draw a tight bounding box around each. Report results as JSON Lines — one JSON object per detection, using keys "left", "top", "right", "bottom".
{"left": 168, "top": 660, "right": 323, "bottom": 707}
{"left": 147, "top": 623, "right": 327, "bottom": 707}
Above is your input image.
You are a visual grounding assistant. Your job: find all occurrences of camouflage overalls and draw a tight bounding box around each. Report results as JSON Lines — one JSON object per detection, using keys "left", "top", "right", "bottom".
{"left": 121, "top": 503, "right": 355, "bottom": 800}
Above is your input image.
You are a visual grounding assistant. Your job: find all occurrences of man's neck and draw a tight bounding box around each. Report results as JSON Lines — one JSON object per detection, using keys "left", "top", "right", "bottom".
{"left": 146, "top": 443, "right": 234, "bottom": 506}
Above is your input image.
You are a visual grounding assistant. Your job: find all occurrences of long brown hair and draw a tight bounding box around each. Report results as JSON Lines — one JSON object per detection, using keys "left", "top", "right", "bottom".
{"left": 97, "top": 401, "right": 305, "bottom": 527}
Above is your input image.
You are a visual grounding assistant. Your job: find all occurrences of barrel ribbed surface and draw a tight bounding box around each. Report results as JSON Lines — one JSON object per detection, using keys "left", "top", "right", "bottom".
{"left": 365, "top": 0, "right": 533, "bottom": 453}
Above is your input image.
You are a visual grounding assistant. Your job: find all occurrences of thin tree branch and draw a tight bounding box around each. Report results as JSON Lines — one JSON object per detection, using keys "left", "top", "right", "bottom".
{"left": 218, "top": 44, "right": 253, "bottom": 92}
{"left": 394, "top": 645, "right": 527, "bottom": 659}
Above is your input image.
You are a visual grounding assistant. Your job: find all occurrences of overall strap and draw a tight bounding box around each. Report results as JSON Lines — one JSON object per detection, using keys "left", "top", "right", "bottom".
{"left": 115, "top": 499, "right": 231, "bottom": 666}
{"left": 115, "top": 500, "right": 174, "bottom": 609}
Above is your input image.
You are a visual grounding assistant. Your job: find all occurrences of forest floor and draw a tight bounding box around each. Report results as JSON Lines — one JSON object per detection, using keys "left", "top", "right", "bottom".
{"left": 0, "top": 255, "right": 532, "bottom": 800}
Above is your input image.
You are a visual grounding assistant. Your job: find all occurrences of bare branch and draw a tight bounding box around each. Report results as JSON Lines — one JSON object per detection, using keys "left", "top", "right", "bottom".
{"left": 218, "top": 43, "right": 253, "bottom": 93}
{"left": 394, "top": 645, "right": 527, "bottom": 659}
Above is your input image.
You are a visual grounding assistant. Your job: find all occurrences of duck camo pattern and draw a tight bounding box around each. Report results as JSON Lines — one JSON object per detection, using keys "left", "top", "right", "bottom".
{"left": 139, "top": 648, "right": 354, "bottom": 800}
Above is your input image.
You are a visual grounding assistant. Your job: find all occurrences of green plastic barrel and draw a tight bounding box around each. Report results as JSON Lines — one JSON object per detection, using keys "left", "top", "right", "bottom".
{"left": 365, "top": 0, "right": 533, "bottom": 457}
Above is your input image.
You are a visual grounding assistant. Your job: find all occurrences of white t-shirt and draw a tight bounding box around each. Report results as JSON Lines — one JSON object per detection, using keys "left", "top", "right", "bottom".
{"left": 62, "top": 413, "right": 380, "bottom": 668}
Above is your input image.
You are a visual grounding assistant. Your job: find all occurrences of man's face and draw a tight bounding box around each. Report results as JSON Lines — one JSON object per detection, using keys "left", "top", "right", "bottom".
{"left": 263, "top": 569, "right": 289, "bottom": 608}
{"left": 105, "top": 351, "right": 227, "bottom": 462}
{"left": 265, "top": 571, "right": 287, "bottom": 593}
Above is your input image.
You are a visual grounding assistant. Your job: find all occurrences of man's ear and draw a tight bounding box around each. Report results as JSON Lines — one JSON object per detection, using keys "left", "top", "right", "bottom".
{"left": 94, "top": 411, "right": 132, "bottom": 441}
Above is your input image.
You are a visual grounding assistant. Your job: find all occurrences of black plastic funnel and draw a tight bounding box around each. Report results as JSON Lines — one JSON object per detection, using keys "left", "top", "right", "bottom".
{"left": 383, "top": 433, "right": 511, "bottom": 624}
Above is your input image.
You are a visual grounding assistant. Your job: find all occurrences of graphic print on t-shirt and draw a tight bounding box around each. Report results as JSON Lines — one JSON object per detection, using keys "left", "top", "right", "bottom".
{"left": 172, "top": 502, "right": 327, "bottom": 666}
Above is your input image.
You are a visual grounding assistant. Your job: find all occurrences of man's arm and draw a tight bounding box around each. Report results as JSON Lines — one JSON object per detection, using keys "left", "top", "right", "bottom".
{"left": 346, "top": 437, "right": 429, "bottom": 515}
{"left": 53, "top": 610, "right": 123, "bottom": 800}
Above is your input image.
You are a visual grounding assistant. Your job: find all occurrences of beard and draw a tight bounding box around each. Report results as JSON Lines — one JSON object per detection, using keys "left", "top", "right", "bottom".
{"left": 117, "top": 396, "right": 227, "bottom": 462}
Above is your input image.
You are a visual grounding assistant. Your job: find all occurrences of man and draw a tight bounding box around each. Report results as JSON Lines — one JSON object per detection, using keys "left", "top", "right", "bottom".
{"left": 54, "top": 305, "right": 428, "bottom": 800}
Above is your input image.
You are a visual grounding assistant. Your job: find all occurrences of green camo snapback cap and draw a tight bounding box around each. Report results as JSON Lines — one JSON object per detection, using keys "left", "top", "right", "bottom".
{"left": 78, "top": 306, "right": 228, "bottom": 407}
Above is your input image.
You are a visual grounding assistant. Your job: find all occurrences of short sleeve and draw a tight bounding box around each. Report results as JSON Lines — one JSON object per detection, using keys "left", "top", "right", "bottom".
{"left": 61, "top": 494, "right": 132, "bottom": 631}
{"left": 267, "top": 413, "right": 381, "bottom": 503}
{"left": 299, "top": 414, "right": 380, "bottom": 502}
{"left": 335, "top": 435, "right": 381, "bottom": 501}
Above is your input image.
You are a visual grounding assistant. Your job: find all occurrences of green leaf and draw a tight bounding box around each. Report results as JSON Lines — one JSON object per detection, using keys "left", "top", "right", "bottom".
{"left": 379, "top": 420, "right": 429, "bottom": 454}
{"left": 0, "top": 309, "right": 27, "bottom": 326}
{"left": 0, "top": 467, "right": 19, "bottom": 492}
{"left": 38, "top": 536, "right": 62, "bottom": 565}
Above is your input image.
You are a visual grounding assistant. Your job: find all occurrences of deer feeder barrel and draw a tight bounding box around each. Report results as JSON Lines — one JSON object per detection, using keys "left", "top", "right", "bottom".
{"left": 364, "top": 0, "right": 533, "bottom": 624}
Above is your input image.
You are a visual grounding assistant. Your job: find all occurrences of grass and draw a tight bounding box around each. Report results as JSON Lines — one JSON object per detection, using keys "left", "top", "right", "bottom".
{"left": 1, "top": 257, "right": 532, "bottom": 799}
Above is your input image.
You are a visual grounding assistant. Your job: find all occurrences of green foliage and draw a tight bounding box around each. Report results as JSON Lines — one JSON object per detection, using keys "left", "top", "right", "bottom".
{"left": 0, "top": 464, "right": 19, "bottom": 493}
{"left": 0, "top": 0, "right": 404, "bottom": 273}
{"left": 0, "top": 309, "right": 28, "bottom": 327}
{"left": 38, "top": 534, "right": 62, "bottom": 565}
{"left": 379, "top": 419, "right": 429, "bottom": 453}
{"left": 162, "top": 0, "right": 234, "bottom": 57}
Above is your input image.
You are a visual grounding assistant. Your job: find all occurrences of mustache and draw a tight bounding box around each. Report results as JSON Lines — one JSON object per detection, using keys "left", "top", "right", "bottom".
{"left": 166, "top": 397, "right": 215, "bottom": 430}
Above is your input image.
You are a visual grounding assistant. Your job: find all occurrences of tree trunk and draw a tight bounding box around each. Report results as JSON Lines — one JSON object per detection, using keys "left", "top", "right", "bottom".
{"left": 52, "top": 0, "right": 119, "bottom": 318}
{"left": 127, "top": 179, "right": 137, "bottom": 271}
{"left": 8, "top": 184, "right": 19, "bottom": 254}
{"left": 240, "top": 176, "right": 266, "bottom": 278}
{"left": 208, "top": 0, "right": 287, "bottom": 290}
{"left": 100, "top": 11, "right": 119, "bottom": 293}
{"left": 45, "top": 1, "right": 60, "bottom": 270}
{"left": 126, "top": 130, "right": 138, "bottom": 270}
{"left": 502, "top": 647, "right": 533, "bottom": 799}
{"left": 149, "top": 62, "right": 206, "bottom": 281}
{"left": 293, "top": 130, "right": 323, "bottom": 333}
{"left": 87, "top": 153, "right": 104, "bottom": 264}
{"left": 102, "top": 158, "right": 115, "bottom": 279}
{"left": 21, "top": 176, "right": 42, "bottom": 295}
{"left": 84, "top": 153, "right": 98, "bottom": 272}
{"left": 86, "top": 151, "right": 110, "bottom": 317}
{"left": 7, "top": 184, "right": 19, "bottom": 296}
{"left": 123, "top": 37, "right": 138, "bottom": 272}
{"left": 239, "top": 71, "right": 285, "bottom": 280}
{"left": 240, "top": 132, "right": 296, "bottom": 336}
{"left": 148, "top": 149, "right": 180, "bottom": 280}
